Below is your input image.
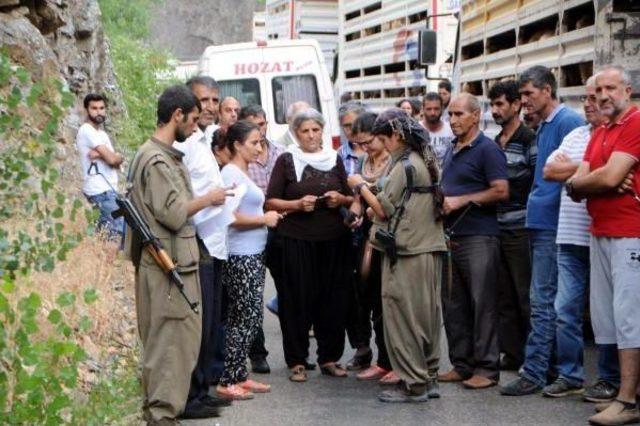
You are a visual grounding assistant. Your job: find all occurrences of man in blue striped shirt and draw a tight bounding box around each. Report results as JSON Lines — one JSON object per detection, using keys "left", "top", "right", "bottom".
{"left": 500, "top": 66, "right": 584, "bottom": 396}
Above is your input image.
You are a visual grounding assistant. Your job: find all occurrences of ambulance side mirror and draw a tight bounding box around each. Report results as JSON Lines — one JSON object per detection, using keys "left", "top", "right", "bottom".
{"left": 418, "top": 29, "right": 437, "bottom": 66}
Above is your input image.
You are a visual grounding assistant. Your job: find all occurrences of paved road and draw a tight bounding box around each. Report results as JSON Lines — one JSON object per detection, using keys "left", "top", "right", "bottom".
{"left": 187, "top": 275, "right": 597, "bottom": 426}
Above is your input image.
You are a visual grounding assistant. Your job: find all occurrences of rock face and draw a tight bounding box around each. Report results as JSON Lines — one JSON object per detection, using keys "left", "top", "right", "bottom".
{"left": 149, "top": 0, "right": 262, "bottom": 60}
{"left": 0, "top": 0, "right": 122, "bottom": 181}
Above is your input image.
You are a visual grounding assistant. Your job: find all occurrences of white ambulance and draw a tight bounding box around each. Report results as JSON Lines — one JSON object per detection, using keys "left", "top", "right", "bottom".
{"left": 197, "top": 39, "right": 341, "bottom": 149}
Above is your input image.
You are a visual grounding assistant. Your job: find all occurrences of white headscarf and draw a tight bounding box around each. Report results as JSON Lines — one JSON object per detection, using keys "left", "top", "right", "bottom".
{"left": 286, "top": 142, "right": 337, "bottom": 182}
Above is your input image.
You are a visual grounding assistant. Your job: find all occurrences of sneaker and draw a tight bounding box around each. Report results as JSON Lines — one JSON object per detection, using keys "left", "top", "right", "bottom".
{"left": 239, "top": 379, "right": 271, "bottom": 393}
{"left": 585, "top": 380, "right": 619, "bottom": 403}
{"left": 378, "top": 383, "right": 429, "bottom": 403}
{"left": 543, "top": 378, "right": 585, "bottom": 398}
{"left": 357, "top": 365, "right": 389, "bottom": 381}
{"left": 500, "top": 376, "right": 542, "bottom": 396}
{"left": 216, "top": 384, "right": 255, "bottom": 400}
{"left": 589, "top": 400, "right": 640, "bottom": 425}
{"left": 379, "top": 371, "right": 401, "bottom": 386}
{"left": 427, "top": 377, "right": 440, "bottom": 398}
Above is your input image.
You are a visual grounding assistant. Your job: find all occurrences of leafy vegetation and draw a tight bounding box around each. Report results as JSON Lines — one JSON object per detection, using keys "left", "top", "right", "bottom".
{"left": 0, "top": 50, "right": 139, "bottom": 424}
{"left": 99, "top": 0, "right": 176, "bottom": 150}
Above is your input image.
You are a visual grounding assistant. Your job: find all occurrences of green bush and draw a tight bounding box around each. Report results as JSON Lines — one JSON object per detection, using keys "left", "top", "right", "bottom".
{"left": 0, "top": 51, "right": 139, "bottom": 425}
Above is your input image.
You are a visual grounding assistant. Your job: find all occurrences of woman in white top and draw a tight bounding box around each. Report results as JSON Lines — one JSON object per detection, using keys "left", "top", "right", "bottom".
{"left": 216, "top": 121, "right": 282, "bottom": 400}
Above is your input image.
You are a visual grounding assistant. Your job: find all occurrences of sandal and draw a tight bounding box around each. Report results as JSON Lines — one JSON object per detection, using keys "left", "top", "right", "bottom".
{"left": 289, "top": 365, "right": 307, "bottom": 382}
{"left": 320, "top": 363, "right": 348, "bottom": 378}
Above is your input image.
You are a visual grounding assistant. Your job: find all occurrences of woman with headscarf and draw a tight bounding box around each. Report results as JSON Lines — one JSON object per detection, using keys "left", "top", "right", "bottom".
{"left": 347, "top": 108, "right": 447, "bottom": 403}
{"left": 265, "top": 108, "right": 354, "bottom": 382}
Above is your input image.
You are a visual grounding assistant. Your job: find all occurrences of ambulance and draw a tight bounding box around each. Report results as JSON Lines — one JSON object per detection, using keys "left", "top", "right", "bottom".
{"left": 197, "top": 39, "right": 341, "bottom": 149}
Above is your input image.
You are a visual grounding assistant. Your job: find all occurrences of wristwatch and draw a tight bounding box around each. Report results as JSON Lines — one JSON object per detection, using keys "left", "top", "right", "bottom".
{"left": 565, "top": 179, "right": 575, "bottom": 197}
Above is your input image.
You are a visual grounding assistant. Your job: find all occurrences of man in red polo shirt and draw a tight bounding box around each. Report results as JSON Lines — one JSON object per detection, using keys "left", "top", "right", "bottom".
{"left": 567, "top": 66, "right": 640, "bottom": 426}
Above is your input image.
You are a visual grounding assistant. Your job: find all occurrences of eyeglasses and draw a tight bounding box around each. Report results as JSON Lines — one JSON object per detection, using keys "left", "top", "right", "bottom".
{"left": 354, "top": 137, "right": 375, "bottom": 146}
{"left": 342, "top": 122, "right": 353, "bottom": 130}
{"left": 580, "top": 95, "right": 597, "bottom": 103}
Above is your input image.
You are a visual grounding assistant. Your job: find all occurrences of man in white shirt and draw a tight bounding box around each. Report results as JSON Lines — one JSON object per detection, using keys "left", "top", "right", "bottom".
{"left": 76, "top": 93, "right": 124, "bottom": 240}
{"left": 422, "top": 92, "right": 454, "bottom": 169}
{"left": 173, "top": 77, "right": 230, "bottom": 417}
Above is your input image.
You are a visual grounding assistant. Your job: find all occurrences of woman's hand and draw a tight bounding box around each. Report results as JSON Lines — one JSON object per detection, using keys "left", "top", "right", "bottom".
{"left": 324, "top": 190, "right": 344, "bottom": 208}
{"left": 347, "top": 174, "right": 365, "bottom": 189}
{"left": 299, "top": 195, "right": 317, "bottom": 212}
{"left": 263, "top": 210, "right": 283, "bottom": 228}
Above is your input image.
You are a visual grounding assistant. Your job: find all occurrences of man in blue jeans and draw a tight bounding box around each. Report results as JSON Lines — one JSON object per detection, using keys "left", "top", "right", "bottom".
{"left": 541, "top": 76, "right": 619, "bottom": 401}
{"left": 76, "top": 93, "right": 124, "bottom": 240}
{"left": 500, "top": 66, "right": 583, "bottom": 396}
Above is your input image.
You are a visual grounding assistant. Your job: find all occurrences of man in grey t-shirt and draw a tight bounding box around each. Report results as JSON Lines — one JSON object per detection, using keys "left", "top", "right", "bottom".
{"left": 421, "top": 92, "right": 454, "bottom": 169}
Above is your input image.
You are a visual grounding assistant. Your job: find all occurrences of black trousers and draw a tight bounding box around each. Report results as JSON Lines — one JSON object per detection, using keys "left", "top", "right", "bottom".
{"left": 346, "top": 239, "right": 372, "bottom": 350}
{"left": 367, "top": 249, "right": 391, "bottom": 370}
{"left": 497, "top": 228, "right": 531, "bottom": 365}
{"left": 271, "top": 234, "right": 351, "bottom": 367}
{"left": 186, "top": 255, "right": 224, "bottom": 407}
{"left": 249, "top": 327, "right": 269, "bottom": 360}
{"left": 443, "top": 235, "right": 500, "bottom": 381}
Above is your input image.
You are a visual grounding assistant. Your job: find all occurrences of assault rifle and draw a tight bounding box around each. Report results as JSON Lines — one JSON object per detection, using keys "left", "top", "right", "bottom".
{"left": 87, "top": 162, "right": 199, "bottom": 313}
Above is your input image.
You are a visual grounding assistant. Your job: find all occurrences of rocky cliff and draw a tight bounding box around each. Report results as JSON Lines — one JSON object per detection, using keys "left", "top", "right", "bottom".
{"left": 0, "top": 0, "right": 122, "bottom": 179}
{"left": 149, "top": 0, "right": 262, "bottom": 60}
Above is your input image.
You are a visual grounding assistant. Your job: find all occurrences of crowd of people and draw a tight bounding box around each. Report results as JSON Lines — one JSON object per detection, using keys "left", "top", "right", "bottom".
{"left": 76, "top": 65, "right": 640, "bottom": 426}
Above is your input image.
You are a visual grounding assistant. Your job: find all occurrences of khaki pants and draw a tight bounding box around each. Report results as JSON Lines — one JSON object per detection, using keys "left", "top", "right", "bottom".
{"left": 135, "top": 265, "right": 202, "bottom": 422}
{"left": 381, "top": 252, "right": 442, "bottom": 386}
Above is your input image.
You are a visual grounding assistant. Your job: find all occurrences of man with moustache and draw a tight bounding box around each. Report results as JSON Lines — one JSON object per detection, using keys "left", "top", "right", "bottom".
{"left": 127, "top": 85, "right": 226, "bottom": 424}
{"left": 76, "top": 93, "right": 125, "bottom": 239}
{"left": 500, "top": 65, "right": 583, "bottom": 397}
{"left": 487, "top": 80, "right": 536, "bottom": 371}
{"left": 568, "top": 66, "right": 640, "bottom": 425}
{"left": 173, "top": 76, "right": 230, "bottom": 417}
{"left": 541, "top": 75, "right": 620, "bottom": 401}
{"left": 421, "top": 91, "right": 454, "bottom": 168}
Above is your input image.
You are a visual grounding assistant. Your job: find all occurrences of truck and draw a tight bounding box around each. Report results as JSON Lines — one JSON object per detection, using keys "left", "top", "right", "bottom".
{"left": 197, "top": 39, "right": 341, "bottom": 148}
{"left": 452, "top": 0, "right": 640, "bottom": 133}
{"left": 265, "top": 0, "right": 340, "bottom": 80}
{"left": 335, "top": 0, "right": 459, "bottom": 111}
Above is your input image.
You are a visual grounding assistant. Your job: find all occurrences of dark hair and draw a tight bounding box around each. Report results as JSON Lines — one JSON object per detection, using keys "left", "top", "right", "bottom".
{"left": 186, "top": 75, "right": 219, "bottom": 90}
{"left": 438, "top": 79, "right": 452, "bottom": 93}
{"left": 372, "top": 108, "right": 425, "bottom": 153}
{"left": 488, "top": 80, "right": 521, "bottom": 104}
{"left": 396, "top": 98, "right": 421, "bottom": 116}
{"left": 239, "top": 104, "right": 266, "bottom": 120}
{"left": 519, "top": 65, "right": 557, "bottom": 99}
{"left": 156, "top": 85, "right": 200, "bottom": 125}
{"left": 352, "top": 112, "right": 377, "bottom": 135}
{"left": 83, "top": 93, "right": 107, "bottom": 109}
{"left": 422, "top": 92, "right": 443, "bottom": 106}
{"left": 225, "top": 120, "right": 260, "bottom": 155}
